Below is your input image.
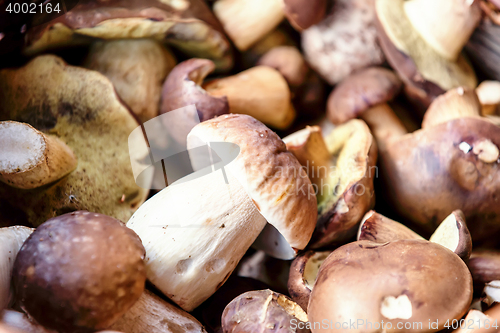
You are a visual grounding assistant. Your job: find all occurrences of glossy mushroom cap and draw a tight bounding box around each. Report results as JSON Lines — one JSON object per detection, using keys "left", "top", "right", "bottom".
{"left": 327, "top": 67, "right": 403, "bottom": 125}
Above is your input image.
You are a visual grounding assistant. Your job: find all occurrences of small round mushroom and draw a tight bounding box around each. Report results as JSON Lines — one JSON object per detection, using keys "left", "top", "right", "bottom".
{"left": 12, "top": 211, "right": 146, "bottom": 333}
{"left": 213, "top": 0, "right": 326, "bottom": 51}
{"left": 84, "top": 39, "right": 177, "bottom": 123}
{"left": 327, "top": 67, "right": 403, "bottom": 126}
{"left": 308, "top": 240, "right": 473, "bottom": 333}
{"left": 0, "top": 226, "right": 33, "bottom": 311}
{"left": 221, "top": 289, "right": 308, "bottom": 333}
{"left": 301, "top": 0, "right": 386, "bottom": 85}
{"left": 0, "top": 121, "right": 77, "bottom": 189}
{"left": 375, "top": 0, "right": 479, "bottom": 107}
{"left": 288, "top": 250, "right": 331, "bottom": 312}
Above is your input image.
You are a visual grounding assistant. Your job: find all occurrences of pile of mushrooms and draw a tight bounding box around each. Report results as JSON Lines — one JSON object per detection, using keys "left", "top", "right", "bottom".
{"left": 1, "top": 0, "right": 500, "bottom": 332}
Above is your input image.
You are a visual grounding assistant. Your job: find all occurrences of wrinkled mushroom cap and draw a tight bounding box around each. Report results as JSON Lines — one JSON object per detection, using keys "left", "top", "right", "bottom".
{"left": 0, "top": 55, "right": 150, "bottom": 226}
{"left": 13, "top": 211, "right": 146, "bottom": 333}
{"left": 187, "top": 114, "right": 317, "bottom": 250}
{"left": 308, "top": 240, "right": 473, "bottom": 333}
{"left": 327, "top": 67, "right": 403, "bottom": 125}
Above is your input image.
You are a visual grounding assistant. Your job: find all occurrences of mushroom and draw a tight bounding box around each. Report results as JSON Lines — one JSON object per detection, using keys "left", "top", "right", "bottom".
{"left": 359, "top": 86, "right": 500, "bottom": 241}
{"left": 358, "top": 210, "right": 472, "bottom": 262}
{"left": 0, "top": 226, "right": 33, "bottom": 311}
{"left": 301, "top": 0, "right": 386, "bottom": 85}
{"left": 0, "top": 55, "right": 151, "bottom": 226}
{"left": 287, "top": 250, "right": 331, "bottom": 312}
{"left": 468, "top": 251, "right": 500, "bottom": 289}
{"left": 109, "top": 290, "right": 207, "bottom": 333}
{"left": 213, "top": 0, "right": 326, "bottom": 51}
{"left": 0, "top": 121, "right": 77, "bottom": 189}
{"left": 257, "top": 46, "right": 309, "bottom": 89}
{"left": 126, "top": 114, "right": 317, "bottom": 311}
{"left": 283, "top": 120, "right": 377, "bottom": 248}
{"left": 203, "top": 66, "right": 296, "bottom": 130}
{"left": 476, "top": 81, "right": 500, "bottom": 116}
{"left": 84, "top": 39, "right": 177, "bottom": 123}
{"left": 221, "top": 289, "right": 308, "bottom": 333}
{"left": 327, "top": 67, "right": 403, "bottom": 128}
{"left": 308, "top": 240, "right": 473, "bottom": 333}
{"left": 375, "top": 0, "right": 479, "bottom": 107}
{"left": 23, "top": 0, "right": 232, "bottom": 70}
{"left": 12, "top": 211, "right": 146, "bottom": 333}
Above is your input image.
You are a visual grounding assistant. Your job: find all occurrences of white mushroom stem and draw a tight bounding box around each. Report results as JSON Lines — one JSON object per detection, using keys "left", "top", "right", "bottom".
{"left": 422, "top": 87, "right": 482, "bottom": 129}
{"left": 358, "top": 104, "right": 407, "bottom": 151}
{"left": 109, "top": 290, "right": 206, "bottom": 333}
{"left": 484, "top": 281, "right": 500, "bottom": 306}
{"left": 404, "top": 0, "right": 482, "bottom": 61}
{"left": 283, "top": 126, "right": 331, "bottom": 191}
{"left": 213, "top": 0, "right": 285, "bottom": 51}
{"left": 0, "top": 226, "right": 34, "bottom": 311}
{"left": 476, "top": 81, "right": 500, "bottom": 116}
{"left": 203, "top": 66, "right": 296, "bottom": 129}
{"left": 0, "top": 121, "right": 77, "bottom": 189}
{"left": 0, "top": 309, "right": 55, "bottom": 333}
{"left": 126, "top": 171, "right": 267, "bottom": 311}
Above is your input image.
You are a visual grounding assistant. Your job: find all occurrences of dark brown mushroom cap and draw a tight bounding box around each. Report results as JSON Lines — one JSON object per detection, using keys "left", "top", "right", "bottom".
{"left": 12, "top": 211, "right": 146, "bottom": 333}
{"left": 308, "top": 240, "right": 473, "bottom": 333}
{"left": 283, "top": 0, "right": 327, "bottom": 31}
{"left": 160, "top": 58, "right": 229, "bottom": 144}
{"left": 469, "top": 251, "right": 500, "bottom": 285}
{"left": 381, "top": 117, "right": 500, "bottom": 240}
{"left": 222, "top": 289, "right": 308, "bottom": 333}
{"left": 327, "top": 67, "right": 403, "bottom": 125}
{"left": 24, "top": 0, "right": 232, "bottom": 69}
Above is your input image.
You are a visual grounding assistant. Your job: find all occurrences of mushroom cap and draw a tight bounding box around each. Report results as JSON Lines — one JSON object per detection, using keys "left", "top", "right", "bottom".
{"left": 24, "top": 0, "right": 232, "bottom": 70}
{"left": 375, "top": 0, "right": 477, "bottom": 104}
{"left": 327, "top": 67, "right": 403, "bottom": 125}
{"left": 308, "top": 240, "right": 473, "bottom": 333}
{"left": 283, "top": 0, "right": 327, "bottom": 31}
{"left": 0, "top": 55, "right": 150, "bottom": 226}
{"left": 222, "top": 289, "right": 308, "bottom": 333}
{"left": 187, "top": 114, "right": 317, "bottom": 250}
{"left": 468, "top": 251, "right": 500, "bottom": 285}
{"left": 257, "top": 46, "right": 309, "bottom": 88}
{"left": 380, "top": 117, "right": 500, "bottom": 240}
{"left": 12, "top": 211, "right": 146, "bottom": 333}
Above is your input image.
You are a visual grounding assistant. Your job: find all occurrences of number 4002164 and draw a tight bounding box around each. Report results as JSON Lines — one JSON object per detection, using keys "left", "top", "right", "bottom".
{"left": 6, "top": 1, "right": 61, "bottom": 14}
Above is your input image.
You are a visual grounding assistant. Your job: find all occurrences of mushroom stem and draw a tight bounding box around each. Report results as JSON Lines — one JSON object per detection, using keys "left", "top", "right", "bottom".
{"left": 0, "top": 121, "right": 77, "bottom": 189}
{"left": 359, "top": 104, "right": 407, "bottom": 151}
{"left": 204, "top": 66, "right": 296, "bottom": 129}
{"left": 422, "top": 87, "right": 482, "bottom": 129}
{"left": 404, "top": 0, "right": 482, "bottom": 61}
{"left": 283, "top": 126, "right": 331, "bottom": 191}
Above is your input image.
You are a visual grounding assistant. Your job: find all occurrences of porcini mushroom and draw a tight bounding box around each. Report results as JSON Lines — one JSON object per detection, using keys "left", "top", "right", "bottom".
{"left": 221, "top": 289, "right": 308, "bottom": 333}
{"left": 84, "top": 39, "right": 177, "bottom": 123}
{"left": 213, "top": 0, "right": 326, "bottom": 51}
{"left": 308, "top": 240, "right": 473, "bottom": 333}
{"left": 0, "top": 55, "right": 151, "bottom": 225}
{"left": 127, "top": 114, "right": 317, "bottom": 311}
{"left": 24, "top": 0, "right": 232, "bottom": 70}
{"left": 0, "top": 121, "right": 77, "bottom": 189}
{"left": 283, "top": 120, "right": 377, "bottom": 248}
{"left": 359, "top": 86, "right": 500, "bottom": 241}
{"left": 287, "top": 250, "right": 331, "bottom": 311}
{"left": 375, "top": 0, "right": 479, "bottom": 106}
{"left": 301, "top": 0, "right": 386, "bottom": 85}
{"left": 357, "top": 210, "right": 423, "bottom": 243}
{"left": 12, "top": 211, "right": 147, "bottom": 333}
{"left": 0, "top": 226, "right": 33, "bottom": 311}
{"left": 109, "top": 290, "right": 207, "bottom": 333}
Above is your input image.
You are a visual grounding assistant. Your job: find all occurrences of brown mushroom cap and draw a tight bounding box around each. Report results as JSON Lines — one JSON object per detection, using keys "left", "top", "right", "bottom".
{"left": 327, "top": 67, "right": 403, "bottom": 125}
{"left": 257, "top": 46, "right": 309, "bottom": 88}
{"left": 187, "top": 114, "right": 317, "bottom": 250}
{"left": 308, "top": 240, "right": 473, "bottom": 333}
{"left": 12, "top": 211, "right": 146, "bottom": 333}
{"left": 222, "top": 289, "right": 308, "bottom": 333}
{"left": 288, "top": 250, "right": 331, "bottom": 312}
{"left": 468, "top": 251, "right": 500, "bottom": 285}
{"left": 24, "top": 0, "right": 232, "bottom": 70}
{"left": 160, "top": 58, "right": 229, "bottom": 144}
{"left": 429, "top": 210, "right": 472, "bottom": 262}
{"left": 357, "top": 210, "right": 423, "bottom": 243}
{"left": 283, "top": 0, "right": 327, "bottom": 31}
